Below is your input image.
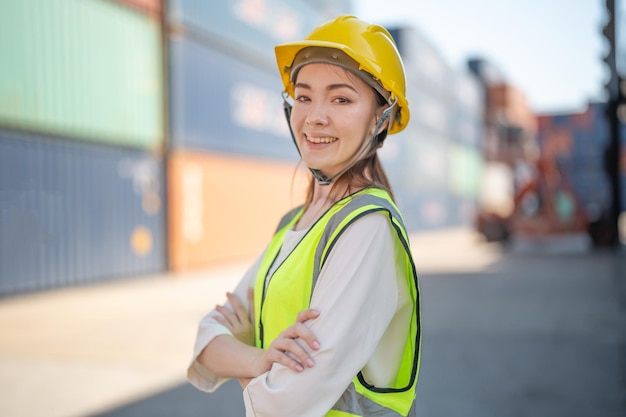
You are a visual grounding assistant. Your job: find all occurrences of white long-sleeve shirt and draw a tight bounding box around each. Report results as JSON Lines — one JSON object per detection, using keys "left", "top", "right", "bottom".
{"left": 187, "top": 212, "right": 414, "bottom": 417}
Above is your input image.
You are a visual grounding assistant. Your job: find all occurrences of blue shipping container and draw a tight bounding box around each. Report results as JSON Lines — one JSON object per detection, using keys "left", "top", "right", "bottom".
{"left": 379, "top": 131, "right": 452, "bottom": 232}
{"left": 452, "top": 72, "right": 484, "bottom": 148}
{"left": 168, "top": 34, "right": 299, "bottom": 161}
{"left": 538, "top": 102, "right": 613, "bottom": 219}
{"left": 620, "top": 122, "right": 626, "bottom": 213}
{"left": 397, "top": 191, "right": 453, "bottom": 232}
{"left": 388, "top": 26, "right": 453, "bottom": 98}
{"left": 0, "top": 129, "right": 166, "bottom": 296}
{"left": 167, "top": 0, "right": 322, "bottom": 63}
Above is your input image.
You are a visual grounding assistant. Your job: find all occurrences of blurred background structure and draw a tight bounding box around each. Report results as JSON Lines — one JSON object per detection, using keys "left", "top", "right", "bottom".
{"left": 0, "top": 0, "right": 625, "bottom": 296}
{"left": 0, "top": 1, "right": 625, "bottom": 417}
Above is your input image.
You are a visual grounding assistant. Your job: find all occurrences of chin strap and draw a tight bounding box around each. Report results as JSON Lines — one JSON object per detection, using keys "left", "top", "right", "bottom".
{"left": 283, "top": 93, "right": 396, "bottom": 186}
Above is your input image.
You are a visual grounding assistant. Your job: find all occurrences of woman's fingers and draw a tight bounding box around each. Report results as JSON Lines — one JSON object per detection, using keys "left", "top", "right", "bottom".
{"left": 267, "top": 319, "right": 320, "bottom": 372}
{"left": 214, "top": 291, "right": 255, "bottom": 346}
{"left": 253, "top": 307, "right": 322, "bottom": 375}
{"left": 226, "top": 292, "right": 248, "bottom": 324}
{"left": 247, "top": 288, "right": 255, "bottom": 323}
{"left": 296, "top": 308, "right": 320, "bottom": 324}
{"left": 215, "top": 304, "right": 237, "bottom": 327}
{"left": 294, "top": 309, "right": 321, "bottom": 351}
{"left": 268, "top": 338, "right": 313, "bottom": 372}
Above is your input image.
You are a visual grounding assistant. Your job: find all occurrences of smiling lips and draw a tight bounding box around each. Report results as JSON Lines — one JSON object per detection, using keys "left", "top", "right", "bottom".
{"left": 306, "top": 134, "right": 338, "bottom": 144}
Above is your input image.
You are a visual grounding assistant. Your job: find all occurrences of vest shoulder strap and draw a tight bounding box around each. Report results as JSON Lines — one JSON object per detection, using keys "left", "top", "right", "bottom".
{"left": 275, "top": 205, "right": 304, "bottom": 233}
{"left": 314, "top": 191, "right": 406, "bottom": 276}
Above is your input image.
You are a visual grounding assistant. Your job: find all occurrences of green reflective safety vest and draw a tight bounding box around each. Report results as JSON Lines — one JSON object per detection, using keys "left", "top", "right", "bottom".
{"left": 253, "top": 187, "right": 421, "bottom": 417}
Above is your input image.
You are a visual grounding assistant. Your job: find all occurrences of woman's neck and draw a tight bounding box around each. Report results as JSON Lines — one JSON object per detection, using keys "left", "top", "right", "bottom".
{"left": 294, "top": 183, "right": 366, "bottom": 231}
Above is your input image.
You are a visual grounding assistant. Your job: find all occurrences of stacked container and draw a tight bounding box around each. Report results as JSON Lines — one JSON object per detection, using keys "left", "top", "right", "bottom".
{"left": 165, "top": 0, "right": 329, "bottom": 270}
{"left": 1, "top": 1, "right": 496, "bottom": 295}
{"left": 536, "top": 103, "right": 612, "bottom": 223}
{"left": 622, "top": 122, "right": 626, "bottom": 212}
{"left": 383, "top": 26, "right": 484, "bottom": 231}
{"left": 448, "top": 72, "right": 484, "bottom": 226}
{"left": 0, "top": 0, "right": 166, "bottom": 295}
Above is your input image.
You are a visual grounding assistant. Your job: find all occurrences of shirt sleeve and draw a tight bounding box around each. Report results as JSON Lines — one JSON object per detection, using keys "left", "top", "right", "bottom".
{"left": 243, "top": 213, "right": 401, "bottom": 417}
{"left": 186, "top": 254, "right": 263, "bottom": 393}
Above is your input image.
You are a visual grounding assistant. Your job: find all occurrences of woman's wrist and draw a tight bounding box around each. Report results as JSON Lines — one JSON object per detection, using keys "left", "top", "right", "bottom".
{"left": 200, "top": 334, "right": 263, "bottom": 379}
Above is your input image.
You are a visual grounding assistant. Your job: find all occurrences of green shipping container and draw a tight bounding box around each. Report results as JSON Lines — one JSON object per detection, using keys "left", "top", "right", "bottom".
{"left": 448, "top": 144, "right": 483, "bottom": 198}
{"left": 0, "top": 0, "right": 163, "bottom": 149}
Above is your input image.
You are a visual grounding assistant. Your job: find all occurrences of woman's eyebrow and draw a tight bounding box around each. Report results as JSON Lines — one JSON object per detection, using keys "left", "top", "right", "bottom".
{"left": 327, "top": 83, "right": 358, "bottom": 93}
{"left": 294, "top": 82, "right": 311, "bottom": 90}
{"left": 294, "top": 82, "right": 358, "bottom": 93}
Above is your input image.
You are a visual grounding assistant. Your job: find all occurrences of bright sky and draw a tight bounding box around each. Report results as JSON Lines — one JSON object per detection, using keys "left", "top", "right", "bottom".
{"left": 355, "top": 0, "right": 607, "bottom": 114}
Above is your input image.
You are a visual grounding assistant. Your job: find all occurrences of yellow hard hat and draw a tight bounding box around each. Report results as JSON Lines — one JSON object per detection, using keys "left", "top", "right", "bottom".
{"left": 275, "top": 15, "right": 410, "bottom": 134}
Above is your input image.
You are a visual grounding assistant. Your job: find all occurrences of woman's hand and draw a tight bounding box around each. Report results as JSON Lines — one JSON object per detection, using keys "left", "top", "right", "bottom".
{"left": 213, "top": 295, "right": 321, "bottom": 388}
{"left": 253, "top": 309, "right": 321, "bottom": 375}
{"left": 214, "top": 289, "right": 255, "bottom": 346}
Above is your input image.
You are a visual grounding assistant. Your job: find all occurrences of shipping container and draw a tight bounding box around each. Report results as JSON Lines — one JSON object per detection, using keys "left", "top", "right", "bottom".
{"left": 388, "top": 26, "right": 453, "bottom": 98}
{"left": 380, "top": 25, "right": 488, "bottom": 233}
{"left": 544, "top": 102, "right": 609, "bottom": 158}
{"left": 113, "top": 0, "right": 162, "bottom": 15}
{"left": 536, "top": 103, "right": 612, "bottom": 220}
{"left": 454, "top": 72, "right": 484, "bottom": 116}
{"left": 621, "top": 122, "right": 626, "bottom": 212}
{"left": 167, "top": 150, "right": 307, "bottom": 271}
{"left": 0, "top": 129, "right": 166, "bottom": 296}
{"left": 448, "top": 144, "right": 483, "bottom": 199}
{"left": 168, "top": 34, "right": 299, "bottom": 161}
{"left": 452, "top": 72, "right": 484, "bottom": 148}
{"left": 307, "top": 0, "right": 352, "bottom": 18}
{"left": 390, "top": 142, "right": 482, "bottom": 230}
{"left": 467, "top": 58, "right": 507, "bottom": 86}
{"left": 401, "top": 192, "right": 453, "bottom": 231}
{"left": 408, "top": 89, "right": 452, "bottom": 137}
{"left": 379, "top": 127, "right": 451, "bottom": 232}
{"left": 487, "top": 84, "right": 537, "bottom": 134}
{"left": 167, "top": 0, "right": 322, "bottom": 63}
{"left": 383, "top": 128, "right": 449, "bottom": 195}
{"left": 0, "top": 0, "right": 164, "bottom": 149}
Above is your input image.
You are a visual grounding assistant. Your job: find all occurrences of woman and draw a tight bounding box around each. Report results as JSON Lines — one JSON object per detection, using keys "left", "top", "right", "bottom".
{"left": 188, "top": 15, "right": 421, "bottom": 417}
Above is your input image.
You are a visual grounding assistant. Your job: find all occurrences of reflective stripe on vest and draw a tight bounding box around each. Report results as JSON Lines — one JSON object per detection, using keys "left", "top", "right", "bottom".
{"left": 254, "top": 188, "right": 421, "bottom": 417}
{"left": 328, "top": 382, "right": 418, "bottom": 417}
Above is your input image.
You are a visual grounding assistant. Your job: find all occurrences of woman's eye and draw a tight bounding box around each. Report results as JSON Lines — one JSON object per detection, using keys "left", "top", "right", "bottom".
{"left": 295, "top": 95, "right": 310, "bottom": 102}
{"left": 334, "top": 97, "right": 350, "bottom": 104}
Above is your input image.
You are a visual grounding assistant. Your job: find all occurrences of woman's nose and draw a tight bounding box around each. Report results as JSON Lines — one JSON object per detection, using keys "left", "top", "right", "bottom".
{"left": 305, "top": 102, "right": 329, "bottom": 125}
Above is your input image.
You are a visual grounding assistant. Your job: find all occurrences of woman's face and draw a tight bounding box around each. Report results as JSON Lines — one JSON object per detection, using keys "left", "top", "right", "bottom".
{"left": 290, "top": 63, "right": 382, "bottom": 178}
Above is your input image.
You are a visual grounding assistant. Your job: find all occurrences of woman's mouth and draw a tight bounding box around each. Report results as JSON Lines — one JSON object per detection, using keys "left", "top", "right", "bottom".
{"left": 306, "top": 135, "right": 338, "bottom": 144}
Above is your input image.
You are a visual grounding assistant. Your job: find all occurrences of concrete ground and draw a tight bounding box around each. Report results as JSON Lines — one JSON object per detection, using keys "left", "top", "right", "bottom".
{"left": 0, "top": 228, "right": 624, "bottom": 417}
